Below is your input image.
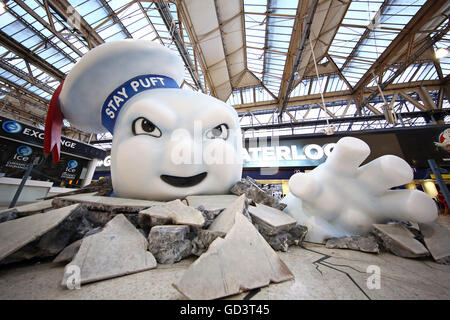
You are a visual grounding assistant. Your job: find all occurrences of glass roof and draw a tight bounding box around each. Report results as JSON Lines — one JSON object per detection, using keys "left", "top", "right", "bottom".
{"left": 244, "top": 0, "right": 297, "bottom": 97}
{"left": 0, "top": 0, "right": 447, "bottom": 142}
{"left": 329, "top": 0, "right": 426, "bottom": 87}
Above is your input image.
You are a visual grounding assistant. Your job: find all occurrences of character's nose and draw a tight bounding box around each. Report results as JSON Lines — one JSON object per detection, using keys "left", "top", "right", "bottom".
{"left": 163, "top": 132, "right": 205, "bottom": 175}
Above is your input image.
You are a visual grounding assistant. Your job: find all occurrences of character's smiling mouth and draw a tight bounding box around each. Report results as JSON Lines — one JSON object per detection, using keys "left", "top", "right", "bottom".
{"left": 160, "top": 172, "right": 207, "bottom": 187}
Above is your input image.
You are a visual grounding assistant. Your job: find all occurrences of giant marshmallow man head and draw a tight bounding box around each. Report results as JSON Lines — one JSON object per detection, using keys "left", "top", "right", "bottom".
{"left": 44, "top": 40, "right": 242, "bottom": 200}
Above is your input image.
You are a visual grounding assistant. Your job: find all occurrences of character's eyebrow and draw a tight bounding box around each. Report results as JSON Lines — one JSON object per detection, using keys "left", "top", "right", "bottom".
{"left": 126, "top": 98, "right": 177, "bottom": 129}
{"left": 198, "top": 107, "right": 235, "bottom": 129}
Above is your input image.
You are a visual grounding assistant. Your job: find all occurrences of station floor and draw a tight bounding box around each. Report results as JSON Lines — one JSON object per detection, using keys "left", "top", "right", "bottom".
{"left": 1, "top": 217, "right": 449, "bottom": 300}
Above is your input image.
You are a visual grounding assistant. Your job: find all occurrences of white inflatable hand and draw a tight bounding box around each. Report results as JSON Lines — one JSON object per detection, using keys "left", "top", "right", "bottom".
{"left": 282, "top": 137, "right": 437, "bottom": 243}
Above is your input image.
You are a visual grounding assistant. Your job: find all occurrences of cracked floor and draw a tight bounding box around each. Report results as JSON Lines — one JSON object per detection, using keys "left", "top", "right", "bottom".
{"left": 0, "top": 241, "right": 449, "bottom": 300}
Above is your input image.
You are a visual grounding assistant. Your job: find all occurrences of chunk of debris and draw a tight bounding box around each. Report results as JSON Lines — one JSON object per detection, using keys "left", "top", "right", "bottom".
{"left": 419, "top": 222, "right": 450, "bottom": 264}
{"left": 0, "top": 199, "right": 54, "bottom": 223}
{"left": 325, "top": 235, "right": 380, "bottom": 253}
{"left": 248, "top": 203, "right": 296, "bottom": 235}
{"left": 52, "top": 193, "right": 162, "bottom": 213}
{"left": 196, "top": 206, "right": 223, "bottom": 229}
{"left": 372, "top": 224, "right": 429, "bottom": 258}
{"left": 0, "top": 204, "right": 92, "bottom": 264}
{"left": 185, "top": 195, "right": 238, "bottom": 211}
{"left": 52, "top": 227, "right": 102, "bottom": 264}
{"left": 172, "top": 212, "right": 294, "bottom": 300}
{"left": 62, "top": 214, "right": 156, "bottom": 286}
{"left": 208, "top": 194, "right": 248, "bottom": 236}
{"left": 191, "top": 229, "right": 223, "bottom": 256}
{"left": 262, "top": 225, "right": 308, "bottom": 252}
{"left": 41, "top": 176, "right": 113, "bottom": 199}
{"left": 230, "top": 176, "right": 286, "bottom": 210}
{"left": 138, "top": 199, "right": 205, "bottom": 233}
{"left": 246, "top": 203, "right": 306, "bottom": 251}
{"left": 148, "top": 225, "right": 192, "bottom": 264}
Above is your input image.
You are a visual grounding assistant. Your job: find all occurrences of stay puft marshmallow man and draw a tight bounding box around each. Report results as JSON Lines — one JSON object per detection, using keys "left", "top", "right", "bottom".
{"left": 44, "top": 40, "right": 242, "bottom": 201}
{"left": 44, "top": 40, "right": 437, "bottom": 243}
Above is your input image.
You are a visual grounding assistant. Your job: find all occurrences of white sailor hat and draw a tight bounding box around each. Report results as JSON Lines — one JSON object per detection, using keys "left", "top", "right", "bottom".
{"left": 44, "top": 40, "right": 185, "bottom": 162}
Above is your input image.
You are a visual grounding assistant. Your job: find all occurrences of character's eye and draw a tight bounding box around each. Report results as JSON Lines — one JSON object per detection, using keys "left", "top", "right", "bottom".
{"left": 132, "top": 117, "right": 161, "bottom": 137}
{"left": 205, "top": 123, "right": 229, "bottom": 140}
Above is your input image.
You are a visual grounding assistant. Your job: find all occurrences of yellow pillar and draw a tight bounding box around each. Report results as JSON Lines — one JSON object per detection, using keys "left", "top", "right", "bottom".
{"left": 405, "top": 182, "right": 417, "bottom": 190}
{"left": 421, "top": 180, "right": 438, "bottom": 198}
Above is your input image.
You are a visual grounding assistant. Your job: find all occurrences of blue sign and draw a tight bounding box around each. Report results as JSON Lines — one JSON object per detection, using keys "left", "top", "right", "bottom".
{"left": 101, "top": 74, "right": 179, "bottom": 134}
{"left": 16, "top": 145, "right": 33, "bottom": 157}
{"left": 2, "top": 121, "right": 22, "bottom": 134}
{"left": 68, "top": 160, "right": 78, "bottom": 169}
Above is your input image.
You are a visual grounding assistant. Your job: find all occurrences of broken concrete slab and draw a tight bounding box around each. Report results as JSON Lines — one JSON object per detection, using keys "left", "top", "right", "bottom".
{"left": 0, "top": 204, "right": 91, "bottom": 263}
{"left": 52, "top": 239, "right": 83, "bottom": 264}
{"left": 248, "top": 203, "right": 297, "bottom": 236}
{"left": 325, "top": 235, "right": 380, "bottom": 253}
{"left": 262, "top": 225, "right": 308, "bottom": 252}
{"left": 52, "top": 193, "right": 162, "bottom": 213}
{"left": 191, "top": 229, "right": 224, "bottom": 256}
{"left": 52, "top": 227, "right": 103, "bottom": 264}
{"left": 372, "top": 224, "right": 429, "bottom": 258}
{"left": 41, "top": 176, "right": 113, "bottom": 200}
{"left": 0, "top": 199, "right": 54, "bottom": 223}
{"left": 172, "top": 211, "right": 294, "bottom": 300}
{"left": 197, "top": 206, "right": 223, "bottom": 229}
{"left": 62, "top": 214, "right": 156, "bottom": 286}
{"left": 208, "top": 194, "right": 247, "bottom": 236}
{"left": 419, "top": 222, "right": 450, "bottom": 264}
{"left": 230, "top": 176, "right": 287, "bottom": 211}
{"left": 138, "top": 199, "right": 204, "bottom": 233}
{"left": 185, "top": 195, "right": 238, "bottom": 211}
{"left": 148, "top": 225, "right": 192, "bottom": 264}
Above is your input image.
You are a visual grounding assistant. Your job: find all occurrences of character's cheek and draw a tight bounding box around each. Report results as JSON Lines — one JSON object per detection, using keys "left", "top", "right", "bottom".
{"left": 203, "top": 139, "right": 242, "bottom": 166}
{"left": 115, "top": 137, "right": 161, "bottom": 170}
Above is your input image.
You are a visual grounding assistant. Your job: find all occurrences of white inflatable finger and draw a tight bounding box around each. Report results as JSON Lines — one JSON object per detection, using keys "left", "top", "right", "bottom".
{"left": 356, "top": 155, "right": 413, "bottom": 195}
{"left": 288, "top": 172, "right": 321, "bottom": 201}
{"left": 379, "top": 190, "right": 438, "bottom": 223}
{"left": 325, "top": 137, "right": 370, "bottom": 175}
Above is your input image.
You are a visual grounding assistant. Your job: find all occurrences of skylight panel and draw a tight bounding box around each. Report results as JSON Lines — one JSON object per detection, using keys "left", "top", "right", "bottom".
{"left": 0, "top": 11, "right": 17, "bottom": 29}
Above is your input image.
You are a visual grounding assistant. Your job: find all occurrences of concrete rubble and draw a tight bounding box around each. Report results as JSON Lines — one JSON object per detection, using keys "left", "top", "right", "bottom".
{"left": 230, "top": 176, "right": 287, "bottom": 210}
{"left": 190, "top": 229, "right": 223, "bottom": 256}
{"left": 0, "top": 199, "right": 54, "bottom": 223}
{"left": 52, "top": 193, "right": 162, "bottom": 213}
{"left": 325, "top": 235, "right": 380, "bottom": 253}
{"left": 248, "top": 203, "right": 296, "bottom": 234}
{"left": 185, "top": 195, "right": 238, "bottom": 211}
{"left": 419, "top": 222, "right": 450, "bottom": 264}
{"left": 138, "top": 199, "right": 205, "bottom": 232}
{"left": 0, "top": 204, "right": 93, "bottom": 264}
{"left": 148, "top": 225, "right": 193, "bottom": 264}
{"left": 42, "top": 176, "right": 113, "bottom": 199}
{"left": 172, "top": 210, "right": 294, "bottom": 299}
{"left": 62, "top": 214, "right": 156, "bottom": 285}
{"left": 372, "top": 223, "right": 430, "bottom": 258}
{"left": 52, "top": 227, "right": 102, "bottom": 264}
{"left": 248, "top": 203, "right": 307, "bottom": 252}
{"left": 208, "top": 194, "right": 249, "bottom": 236}
{"left": 2, "top": 178, "right": 448, "bottom": 299}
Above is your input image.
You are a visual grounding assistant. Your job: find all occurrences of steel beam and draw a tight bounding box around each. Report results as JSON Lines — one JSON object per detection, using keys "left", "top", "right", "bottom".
{"left": 156, "top": 0, "right": 204, "bottom": 92}
{"left": 352, "top": 0, "right": 449, "bottom": 99}
{"left": 14, "top": 0, "right": 85, "bottom": 57}
{"left": 235, "top": 80, "right": 444, "bottom": 112}
{"left": 0, "top": 59, "right": 55, "bottom": 94}
{"left": 278, "top": 0, "right": 319, "bottom": 117}
{"left": 0, "top": 30, "right": 65, "bottom": 81}
{"left": 241, "top": 110, "right": 449, "bottom": 131}
{"left": 47, "top": 0, "right": 104, "bottom": 48}
{"left": 98, "top": 0, "right": 133, "bottom": 38}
